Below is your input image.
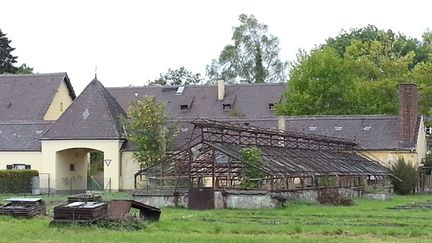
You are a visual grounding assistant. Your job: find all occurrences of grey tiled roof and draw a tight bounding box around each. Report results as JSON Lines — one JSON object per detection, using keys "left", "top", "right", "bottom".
{"left": 41, "top": 79, "right": 126, "bottom": 140}
{"left": 0, "top": 120, "right": 53, "bottom": 151}
{"left": 107, "top": 83, "right": 286, "bottom": 119}
{"left": 155, "top": 115, "right": 419, "bottom": 151}
{"left": 283, "top": 115, "right": 418, "bottom": 151}
{"left": 0, "top": 73, "right": 76, "bottom": 121}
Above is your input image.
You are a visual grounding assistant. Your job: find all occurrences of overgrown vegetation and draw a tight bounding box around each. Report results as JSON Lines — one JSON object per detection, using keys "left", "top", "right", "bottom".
{"left": 277, "top": 25, "right": 432, "bottom": 116}
{"left": 0, "top": 170, "right": 38, "bottom": 193}
{"left": 390, "top": 158, "right": 418, "bottom": 195}
{"left": 240, "top": 147, "right": 265, "bottom": 189}
{"left": 122, "top": 96, "right": 177, "bottom": 168}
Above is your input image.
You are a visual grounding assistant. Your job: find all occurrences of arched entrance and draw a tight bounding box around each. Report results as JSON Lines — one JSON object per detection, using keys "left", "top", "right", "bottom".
{"left": 55, "top": 148, "right": 105, "bottom": 193}
{"left": 41, "top": 140, "right": 123, "bottom": 193}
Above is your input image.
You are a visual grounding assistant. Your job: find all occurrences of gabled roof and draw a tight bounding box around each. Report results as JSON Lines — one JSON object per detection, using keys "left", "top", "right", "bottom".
{"left": 107, "top": 83, "right": 286, "bottom": 119}
{"left": 283, "top": 115, "right": 420, "bottom": 151}
{"left": 0, "top": 73, "right": 76, "bottom": 121}
{"left": 0, "top": 120, "right": 53, "bottom": 151}
{"left": 41, "top": 79, "right": 126, "bottom": 140}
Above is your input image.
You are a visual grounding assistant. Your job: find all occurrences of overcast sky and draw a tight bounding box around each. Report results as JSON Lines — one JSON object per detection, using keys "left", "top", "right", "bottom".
{"left": 1, "top": 0, "right": 431, "bottom": 93}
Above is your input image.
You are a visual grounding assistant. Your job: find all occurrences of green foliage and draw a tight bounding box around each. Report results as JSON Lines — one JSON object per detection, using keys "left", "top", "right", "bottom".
{"left": 277, "top": 25, "right": 432, "bottom": 116}
{"left": 94, "top": 219, "right": 146, "bottom": 231}
{"left": 0, "top": 29, "right": 18, "bottom": 74}
{"left": 207, "top": 14, "right": 288, "bottom": 83}
{"left": 390, "top": 158, "right": 418, "bottom": 195}
{"left": 0, "top": 29, "right": 32, "bottom": 74}
{"left": 88, "top": 151, "right": 104, "bottom": 177}
{"left": 239, "top": 147, "right": 265, "bottom": 189}
{"left": 122, "top": 96, "right": 177, "bottom": 168}
{"left": 0, "top": 170, "right": 38, "bottom": 193}
{"left": 149, "top": 66, "right": 203, "bottom": 86}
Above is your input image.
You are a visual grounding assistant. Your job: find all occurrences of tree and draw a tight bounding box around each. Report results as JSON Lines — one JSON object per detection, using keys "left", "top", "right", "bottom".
{"left": 122, "top": 96, "right": 177, "bottom": 168}
{"left": 0, "top": 29, "right": 33, "bottom": 74}
{"left": 240, "top": 147, "right": 265, "bottom": 189}
{"left": 390, "top": 158, "right": 418, "bottom": 195}
{"left": 149, "top": 66, "right": 203, "bottom": 86}
{"left": 206, "top": 14, "right": 288, "bottom": 83}
{"left": 0, "top": 29, "right": 18, "bottom": 74}
{"left": 277, "top": 25, "right": 432, "bottom": 116}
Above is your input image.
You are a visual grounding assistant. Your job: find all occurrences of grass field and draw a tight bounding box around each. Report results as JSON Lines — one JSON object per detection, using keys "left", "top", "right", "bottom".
{"left": 1, "top": 193, "right": 432, "bottom": 242}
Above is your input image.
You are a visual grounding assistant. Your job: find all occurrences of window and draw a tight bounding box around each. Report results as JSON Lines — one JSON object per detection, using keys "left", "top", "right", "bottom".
{"left": 60, "top": 102, "right": 64, "bottom": 112}
{"left": 70, "top": 164, "right": 75, "bottom": 171}
{"left": 215, "top": 151, "right": 229, "bottom": 165}
{"left": 180, "top": 104, "right": 189, "bottom": 111}
{"left": 6, "top": 164, "right": 30, "bottom": 170}
{"left": 268, "top": 103, "right": 275, "bottom": 110}
{"left": 222, "top": 104, "right": 232, "bottom": 110}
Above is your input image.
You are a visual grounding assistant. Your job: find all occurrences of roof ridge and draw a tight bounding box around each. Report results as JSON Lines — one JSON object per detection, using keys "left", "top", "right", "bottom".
{"left": 284, "top": 115, "right": 396, "bottom": 119}
{"left": 0, "top": 72, "right": 67, "bottom": 78}
{"left": 106, "top": 82, "right": 287, "bottom": 90}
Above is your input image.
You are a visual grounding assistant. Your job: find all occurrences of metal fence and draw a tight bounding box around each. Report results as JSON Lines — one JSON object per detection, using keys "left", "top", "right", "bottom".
{"left": 32, "top": 175, "right": 112, "bottom": 195}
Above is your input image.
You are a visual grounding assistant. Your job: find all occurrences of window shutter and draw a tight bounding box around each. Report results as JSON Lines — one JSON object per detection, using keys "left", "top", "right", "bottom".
{"left": 25, "top": 165, "right": 31, "bottom": 170}
{"left": 6, "top": 164, "right": 13, "bottom": 170}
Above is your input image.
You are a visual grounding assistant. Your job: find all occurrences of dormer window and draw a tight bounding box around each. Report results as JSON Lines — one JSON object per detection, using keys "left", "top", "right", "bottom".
{"left": 268, "top": 103, "right": 275, "bottom": 110}
{"left": 222, "top": 104, "right": 232, "bottom": 110}
{"left": 180, "top": 104, "right": 189, "bottom": 111}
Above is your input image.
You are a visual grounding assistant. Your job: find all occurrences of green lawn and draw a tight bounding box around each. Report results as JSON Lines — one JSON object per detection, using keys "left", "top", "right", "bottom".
{"left": 1, "top": 193, "right": 432, "bottom": 242}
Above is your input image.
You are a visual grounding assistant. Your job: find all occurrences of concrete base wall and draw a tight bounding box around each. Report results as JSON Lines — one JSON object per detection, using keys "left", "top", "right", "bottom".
{"left": 133, "top": 188, "right": 390, "bottom": 209}
{"left": 134, "top": 192, "right": 188, "bottom": 208}
{"left": 225, "top": 192, "right": 279, "bottom": 209}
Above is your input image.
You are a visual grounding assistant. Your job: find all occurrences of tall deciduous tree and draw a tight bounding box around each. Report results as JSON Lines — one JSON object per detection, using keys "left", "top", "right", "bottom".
{"left": 207, "top": 14, "right": 288, "bottom": 83}
{"left": 149, "top": 66, "right": 203, "bottom": 86}
{"left": 277, "top": 25, "right": 432, "bottom": 116}
{"left": 0, "top": 29, "right": 33, "bottom": 74}
{"left": 122, "top": 96, "right": 177, "bottom": 168}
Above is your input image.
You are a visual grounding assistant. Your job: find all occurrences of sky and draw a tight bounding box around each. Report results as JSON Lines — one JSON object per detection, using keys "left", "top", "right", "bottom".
{"left": 1, "top": 0, "right": 431, "bottom": 93}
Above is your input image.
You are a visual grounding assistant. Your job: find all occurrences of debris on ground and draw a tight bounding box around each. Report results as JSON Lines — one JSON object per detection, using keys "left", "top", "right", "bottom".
{"left": 52, "top": 201, "right": 109, "bottom": 223}
{"left": 106, "top": 200, "right": 161, "bottom": 221}
{"left": 50, "top": 196, "right": 160, "bottom": 227}
{"left": 68, "top": 194, "right": 102, "bottom": 203}
{"left": 0, "top": 198, "right": 46, "bottom": 218}
{"left": 388, "top": 200, "right": 432, "bottom": 210}
{"left": 317, "top": 189, "right": 353, "bottom": 206}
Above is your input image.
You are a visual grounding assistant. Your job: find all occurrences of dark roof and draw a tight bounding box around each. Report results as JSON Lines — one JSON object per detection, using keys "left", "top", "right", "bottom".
{"left": 0, "top": 120, "right": 53, "bottom": 151}
{"left": 41, "top": 79, "right": 126, "bottom": 140}
{"left": 212, "top": 143, "right": 390, "bottom": 176}
{"left": 283, "top": 115, "right": 419, "bottom": 151}
{"left": 0, "top": 73, "right": 76, "bottom": 121}
{"left": 125, "top": 114, "right": 421, "bottom": 152}
{"left": 107, "top": 83, "right": 286, "bottom": 119}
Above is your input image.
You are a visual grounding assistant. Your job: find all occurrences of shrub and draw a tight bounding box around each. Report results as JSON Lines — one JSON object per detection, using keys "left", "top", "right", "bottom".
{"left": 240, "top": 147, "right": 265, "bottom": 189}
{"left": 0, "top": 170, "right": 38, "bottom": 193}
{"left": 390, "top": 158, "right": 418, "bottom": 195}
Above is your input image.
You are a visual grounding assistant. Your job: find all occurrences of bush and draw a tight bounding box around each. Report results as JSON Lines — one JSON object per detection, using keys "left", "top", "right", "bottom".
{"left": 390, "top": 158, "right": 418, "bottom": 195}
{"left": 0, "top": 170, "right": 38, "bottom": 193}
{"left": 317, "top": 189, "right": 353, "bottom": 206}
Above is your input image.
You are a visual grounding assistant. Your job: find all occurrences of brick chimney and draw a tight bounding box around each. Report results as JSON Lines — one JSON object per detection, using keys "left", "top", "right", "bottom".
{"left": 398, "top": 84, "right": 418, "bottom": 145}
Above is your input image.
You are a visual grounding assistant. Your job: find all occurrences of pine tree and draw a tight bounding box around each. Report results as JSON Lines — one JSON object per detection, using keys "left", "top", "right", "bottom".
{"left": 0, "top": 29, "right": 18, "bottom": 74}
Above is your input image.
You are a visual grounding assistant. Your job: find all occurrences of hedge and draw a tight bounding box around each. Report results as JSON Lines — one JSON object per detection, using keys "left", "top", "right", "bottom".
{"left": 0, "top": 170, "right": 39, "bottom": 193}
